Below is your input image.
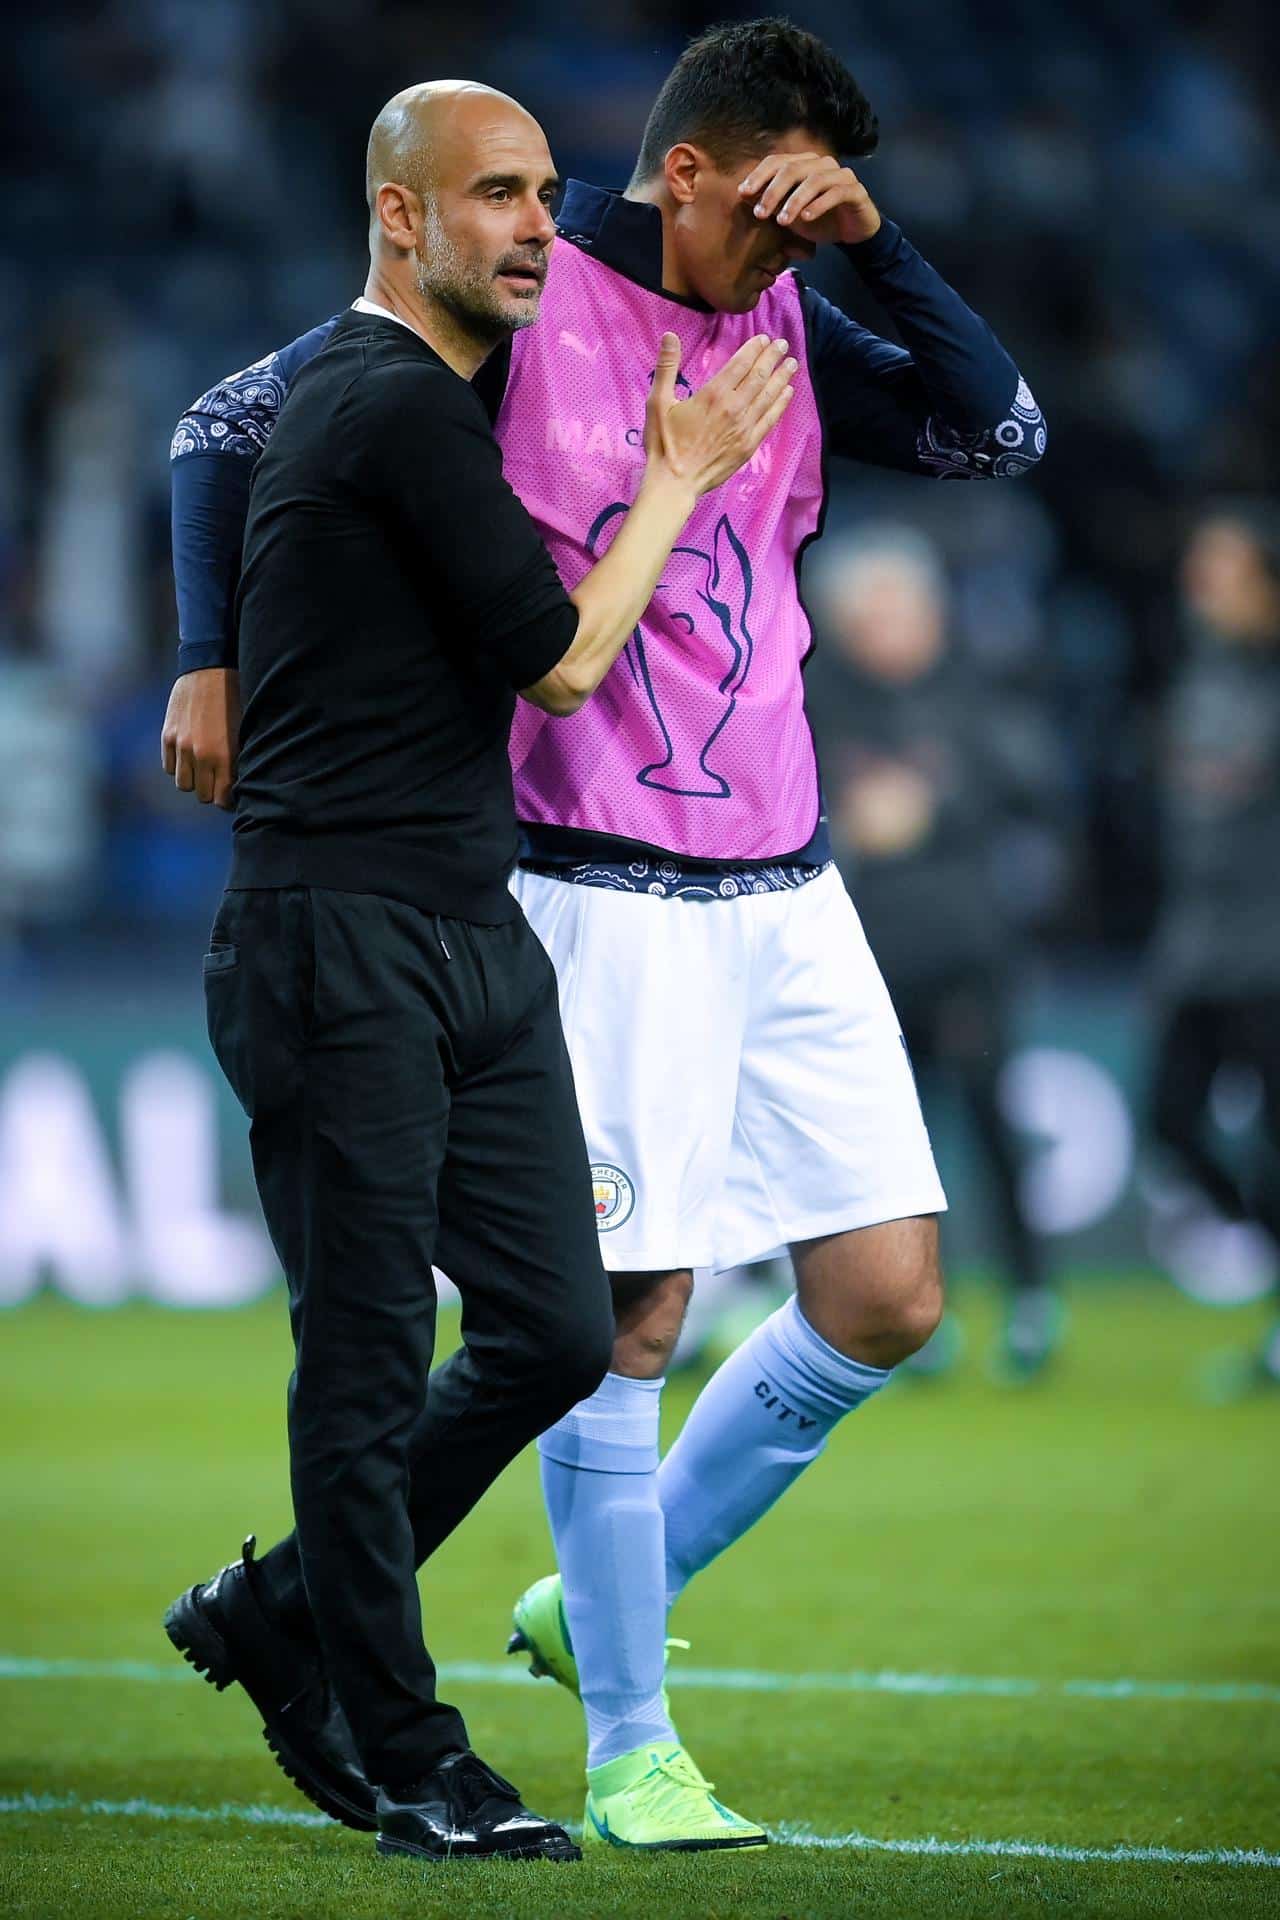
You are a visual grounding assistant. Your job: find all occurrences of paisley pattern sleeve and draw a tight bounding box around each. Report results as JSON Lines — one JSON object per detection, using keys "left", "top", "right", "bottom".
{"left": 169, "top": 351, "right": 288, "bottom": 464}
{"left": 170, "top": 318, "right": 341, "bottom": 674}
{"left": 915, "top": 376, "right": 1047, "bottom": 480}
{"left": 804, "top": 248, "right": 1047, "bottom": 481}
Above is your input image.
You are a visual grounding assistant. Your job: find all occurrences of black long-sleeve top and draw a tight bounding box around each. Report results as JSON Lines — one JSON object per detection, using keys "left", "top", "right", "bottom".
{"left": 231, "top": 309, "right": 577, "bottom": 921}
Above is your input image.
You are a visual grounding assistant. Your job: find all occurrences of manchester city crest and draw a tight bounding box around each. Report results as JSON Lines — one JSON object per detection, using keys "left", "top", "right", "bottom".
{"left": 590, "top": 1162, "right": 635, "bottom": 1232}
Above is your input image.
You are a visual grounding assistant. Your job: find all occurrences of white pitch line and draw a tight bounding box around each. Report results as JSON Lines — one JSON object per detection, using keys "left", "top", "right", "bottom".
{"left": 767, "top": 1822, "right": 1280, "bottom": 1869}
{"left": 2, "top": 1654, "right": 1278, "bottom": 1707}
{"left": 0, "top": 1658, "right": 193, "bottom": 1686}
{"left": 1, "top": 1793, "right": 1276, "bottom": 1871}
{"left": 0, "top": 1792, "right": 330, "bottom": 1829}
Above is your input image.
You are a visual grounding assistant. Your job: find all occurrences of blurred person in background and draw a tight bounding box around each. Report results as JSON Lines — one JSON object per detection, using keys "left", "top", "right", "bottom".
{"left": 163, "top": 17, "right": 1046, "bottom": 1851}
{"left": 1148, "top": 502, "right": 1280, "bottom": 1399}
{"left": 807, "top": 528, "right": 1064, "bottom": 1380}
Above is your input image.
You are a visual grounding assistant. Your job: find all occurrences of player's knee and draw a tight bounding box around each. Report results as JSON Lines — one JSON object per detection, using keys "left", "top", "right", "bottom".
{"left": 892, "top": 1267, "right": 945, "bottom": 1359}
{"left": 612, "top": 1322, "right": 679, "bottom": 1375}
{"left": 847, "top": 1258, "right": 944, "bottom": 1366}
{"left": 610, "top": 1268, "right": 693, "bottom": 1378}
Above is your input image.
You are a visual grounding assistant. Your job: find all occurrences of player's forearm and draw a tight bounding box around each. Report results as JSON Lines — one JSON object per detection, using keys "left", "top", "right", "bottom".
{"left": 839, "top": 220, "right": 1020, "bottom": 429}
{"left": 171, "top": 450, "right": 253, "bottom": 677}
{"left": 530, "top": 467, "right": 696, "bottom": 714}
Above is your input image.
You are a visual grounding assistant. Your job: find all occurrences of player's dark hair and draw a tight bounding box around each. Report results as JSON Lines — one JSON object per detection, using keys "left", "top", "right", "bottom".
{"left": 631, "top": 17, "right": 878, "bottom": 185}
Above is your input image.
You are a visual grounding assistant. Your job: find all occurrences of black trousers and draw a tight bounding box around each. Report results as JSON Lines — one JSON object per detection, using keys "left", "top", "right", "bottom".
{"left": 203, "top": 886, "right": 613, "bottom": 1788}
{"left": 1149, "top": 992, "right": 1280, "bottom": 1249}
{"left": 894, "top": 965, "right": 1043, "bottom": 1294}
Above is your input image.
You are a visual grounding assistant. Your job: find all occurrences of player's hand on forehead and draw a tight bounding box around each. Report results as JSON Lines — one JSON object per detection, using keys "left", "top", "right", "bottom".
{"left": 737, "top": 150, "right": 880, "bottom": 244}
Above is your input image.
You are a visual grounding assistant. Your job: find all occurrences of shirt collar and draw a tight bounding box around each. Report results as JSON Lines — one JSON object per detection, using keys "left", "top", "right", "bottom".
{"left": 351, "top": 295, "right": 422, "bottom": 335}
{"left": 556, "top": 179, "right": 712, "bottom": 310}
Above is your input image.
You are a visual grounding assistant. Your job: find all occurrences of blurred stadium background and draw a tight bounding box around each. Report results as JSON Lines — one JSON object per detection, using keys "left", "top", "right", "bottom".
{"left": 2, "top": 4, "right": 1278, "bottom": 1915}
{"left": 3, "top": 0, "right": 1278, "bottom": 1325}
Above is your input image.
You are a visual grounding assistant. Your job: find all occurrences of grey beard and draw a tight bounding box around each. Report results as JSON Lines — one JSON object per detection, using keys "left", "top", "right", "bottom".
{"left": 414, "top": 199, "right": 532, "bottom": 344}
{"left": 414, "top": 252, "right": 517, "bottom": 346}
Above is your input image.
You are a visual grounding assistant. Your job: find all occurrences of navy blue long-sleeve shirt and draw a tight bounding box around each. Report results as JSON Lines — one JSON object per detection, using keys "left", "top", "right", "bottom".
{"left": 171, "top": 181, "right": 1044, "bottom": 680}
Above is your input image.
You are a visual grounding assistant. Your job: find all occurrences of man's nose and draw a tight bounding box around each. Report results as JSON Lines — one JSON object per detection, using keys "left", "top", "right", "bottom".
{"left": 520, "top": 195, "right": 557, "bottom": 246}
{"left": 779, "top": 230, "right": 818, "bottom": 264}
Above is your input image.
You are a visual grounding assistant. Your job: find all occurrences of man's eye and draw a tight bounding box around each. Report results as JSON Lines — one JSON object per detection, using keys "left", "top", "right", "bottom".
{"left": 488, "top": 188, "right": 511, "bottom": 204}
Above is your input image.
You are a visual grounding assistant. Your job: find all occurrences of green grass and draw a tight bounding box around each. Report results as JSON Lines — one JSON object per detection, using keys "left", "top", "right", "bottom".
{"left": 1, "top": 1277, "right": 1278, "bottom": 1918}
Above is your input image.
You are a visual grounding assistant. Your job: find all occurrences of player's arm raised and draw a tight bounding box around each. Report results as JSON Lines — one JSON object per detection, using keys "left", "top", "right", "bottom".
{"left": 738, "top": 149, "right": 881, "bottom": 246}
{"left": 522, "top": 331, "right": 794, "bottom": 716}
{"left": 741, "top": 150, "right": 1044, "bottom": 480}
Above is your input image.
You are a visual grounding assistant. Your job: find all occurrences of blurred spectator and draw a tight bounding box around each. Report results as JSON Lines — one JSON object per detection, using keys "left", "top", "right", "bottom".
{"left": 3, "top": 0, "right": 1280, "bottom": 1343}
{"left": 806, "top": 528, "right": 1068, "bottom": 1378}
{"left": 2, "top": 0, "right": 1278, "bottom": 962}
{"left": 1147, "top": 503, "right": 1280, "bottom": 1396}
{"left": 0, "top": 662, "right": 99, "bottom": 956}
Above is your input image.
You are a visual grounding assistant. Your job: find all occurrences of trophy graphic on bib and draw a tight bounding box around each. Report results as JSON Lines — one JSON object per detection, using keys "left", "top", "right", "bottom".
{"left": 587, "top": 504, "right": 755, "bottom": 799}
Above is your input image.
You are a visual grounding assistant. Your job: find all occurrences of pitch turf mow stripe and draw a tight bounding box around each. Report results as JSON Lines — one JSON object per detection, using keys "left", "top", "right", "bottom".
{"left": 3, "top": 1654, "right": 1277, "bottom": 1706}
{"left": 2, "top": 1793, "right": 1277, "bottom": 1871}
{"left": 2, "top": 1792, "right": 331, "bottom": 1829}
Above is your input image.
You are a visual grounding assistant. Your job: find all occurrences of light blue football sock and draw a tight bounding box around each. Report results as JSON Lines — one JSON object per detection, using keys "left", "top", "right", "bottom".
{"left": 538, "top": 1372, "right": 675, "bottom": 1768}
{"left": 658, "top": 1295, "right": 891, "bottom": 1609}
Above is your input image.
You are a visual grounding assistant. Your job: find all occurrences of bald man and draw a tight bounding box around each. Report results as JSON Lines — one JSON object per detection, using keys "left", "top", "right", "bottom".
{"left": 163, "top": 80, "right": 794, "bottom": 1865}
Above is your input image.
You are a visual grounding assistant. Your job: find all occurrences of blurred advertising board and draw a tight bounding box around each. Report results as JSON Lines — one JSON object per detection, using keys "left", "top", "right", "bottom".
{"left": 0, "top": 974, "right": 1271, "bottom": 1307}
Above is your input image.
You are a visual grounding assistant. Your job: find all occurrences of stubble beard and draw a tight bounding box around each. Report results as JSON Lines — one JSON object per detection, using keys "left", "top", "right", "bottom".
{"left": 415, "top": 202, "right": 539, "bottom": 347}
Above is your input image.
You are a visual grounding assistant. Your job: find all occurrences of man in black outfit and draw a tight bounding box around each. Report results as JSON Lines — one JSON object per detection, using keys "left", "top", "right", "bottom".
{"left": 806, "top": 530, "right": 1065, "bottom": 1378}
{"left": 162, "top": 79, "right": 794, "bottom": 1862}
{"left": 1148, "top": 503, "right": 1280, "bottom": 1398}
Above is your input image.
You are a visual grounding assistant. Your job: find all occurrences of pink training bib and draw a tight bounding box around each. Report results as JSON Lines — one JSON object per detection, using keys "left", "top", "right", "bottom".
{"left": 498, "top": 241, "right": 825, "bottom": 861}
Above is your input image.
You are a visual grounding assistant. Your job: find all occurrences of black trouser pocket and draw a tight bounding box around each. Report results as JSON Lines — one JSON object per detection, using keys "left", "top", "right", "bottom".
{"left": 204, "top": 938, "right": 249, "bottom": 1117}
{"left": 202, "top": 890, "right": 315, "bottom": 1123}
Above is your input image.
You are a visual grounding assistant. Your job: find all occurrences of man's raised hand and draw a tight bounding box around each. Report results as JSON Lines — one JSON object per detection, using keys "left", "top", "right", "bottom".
{"left": 644, "top": 331, "right": 796, "bottom": 499}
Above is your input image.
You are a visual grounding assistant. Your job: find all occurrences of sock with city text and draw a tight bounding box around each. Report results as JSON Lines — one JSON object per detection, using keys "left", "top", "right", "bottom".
{"left": 658, "top": 1295, "right": 891, "bottom": 1609}
{"left": 538, "top": 1372, "right": 675, "bottom": 1769}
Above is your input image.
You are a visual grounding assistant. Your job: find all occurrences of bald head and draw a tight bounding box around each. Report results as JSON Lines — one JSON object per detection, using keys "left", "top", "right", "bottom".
{"left": 366, "top": 80, "right": 539, "bottom": 212}
{"left": 362, "top": 78, "right": 559, "bottom": 365}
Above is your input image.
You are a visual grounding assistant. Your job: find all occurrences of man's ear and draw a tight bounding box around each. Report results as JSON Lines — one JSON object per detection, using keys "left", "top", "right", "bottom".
{"left": 662, "top": 142, "right": 702, "bottom": 207}
{"left": 374, "top": 181, "right": 420, "bottom": 253}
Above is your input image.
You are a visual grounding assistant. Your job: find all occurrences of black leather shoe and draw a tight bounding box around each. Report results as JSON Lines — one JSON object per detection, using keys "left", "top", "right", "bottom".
{"left": 163, "top": 1535, "right": 377, "bottom": 1832}
{"left": 376, "top": 1750, "right": 580, "bottom": 1862}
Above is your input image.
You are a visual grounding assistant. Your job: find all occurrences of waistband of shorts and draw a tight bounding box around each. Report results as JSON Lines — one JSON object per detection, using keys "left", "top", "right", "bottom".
{"left": 517, "top": 856, "right": 833, "bottom": 901}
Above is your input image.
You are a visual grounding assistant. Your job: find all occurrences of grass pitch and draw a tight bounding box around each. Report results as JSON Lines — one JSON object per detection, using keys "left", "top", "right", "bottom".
{"left": 1, "top": 1277, "right": 1278, "bottom": 1918}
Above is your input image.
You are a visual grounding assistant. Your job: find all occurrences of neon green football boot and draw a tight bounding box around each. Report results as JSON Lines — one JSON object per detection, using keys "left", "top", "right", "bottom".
{"left": 506, "top": 1573, "right": 582, "bottom": 1694}
{"left": 583, "top": 1743, "right": 768, "bottom": 1852}
{"left": 506, "top": 1572, "right": 688, "bottom": 1717}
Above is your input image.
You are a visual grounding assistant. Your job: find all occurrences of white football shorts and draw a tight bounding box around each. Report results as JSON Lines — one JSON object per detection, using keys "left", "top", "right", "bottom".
{"left": 511, "top": 864, "right": 946, "bottom": 1274}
